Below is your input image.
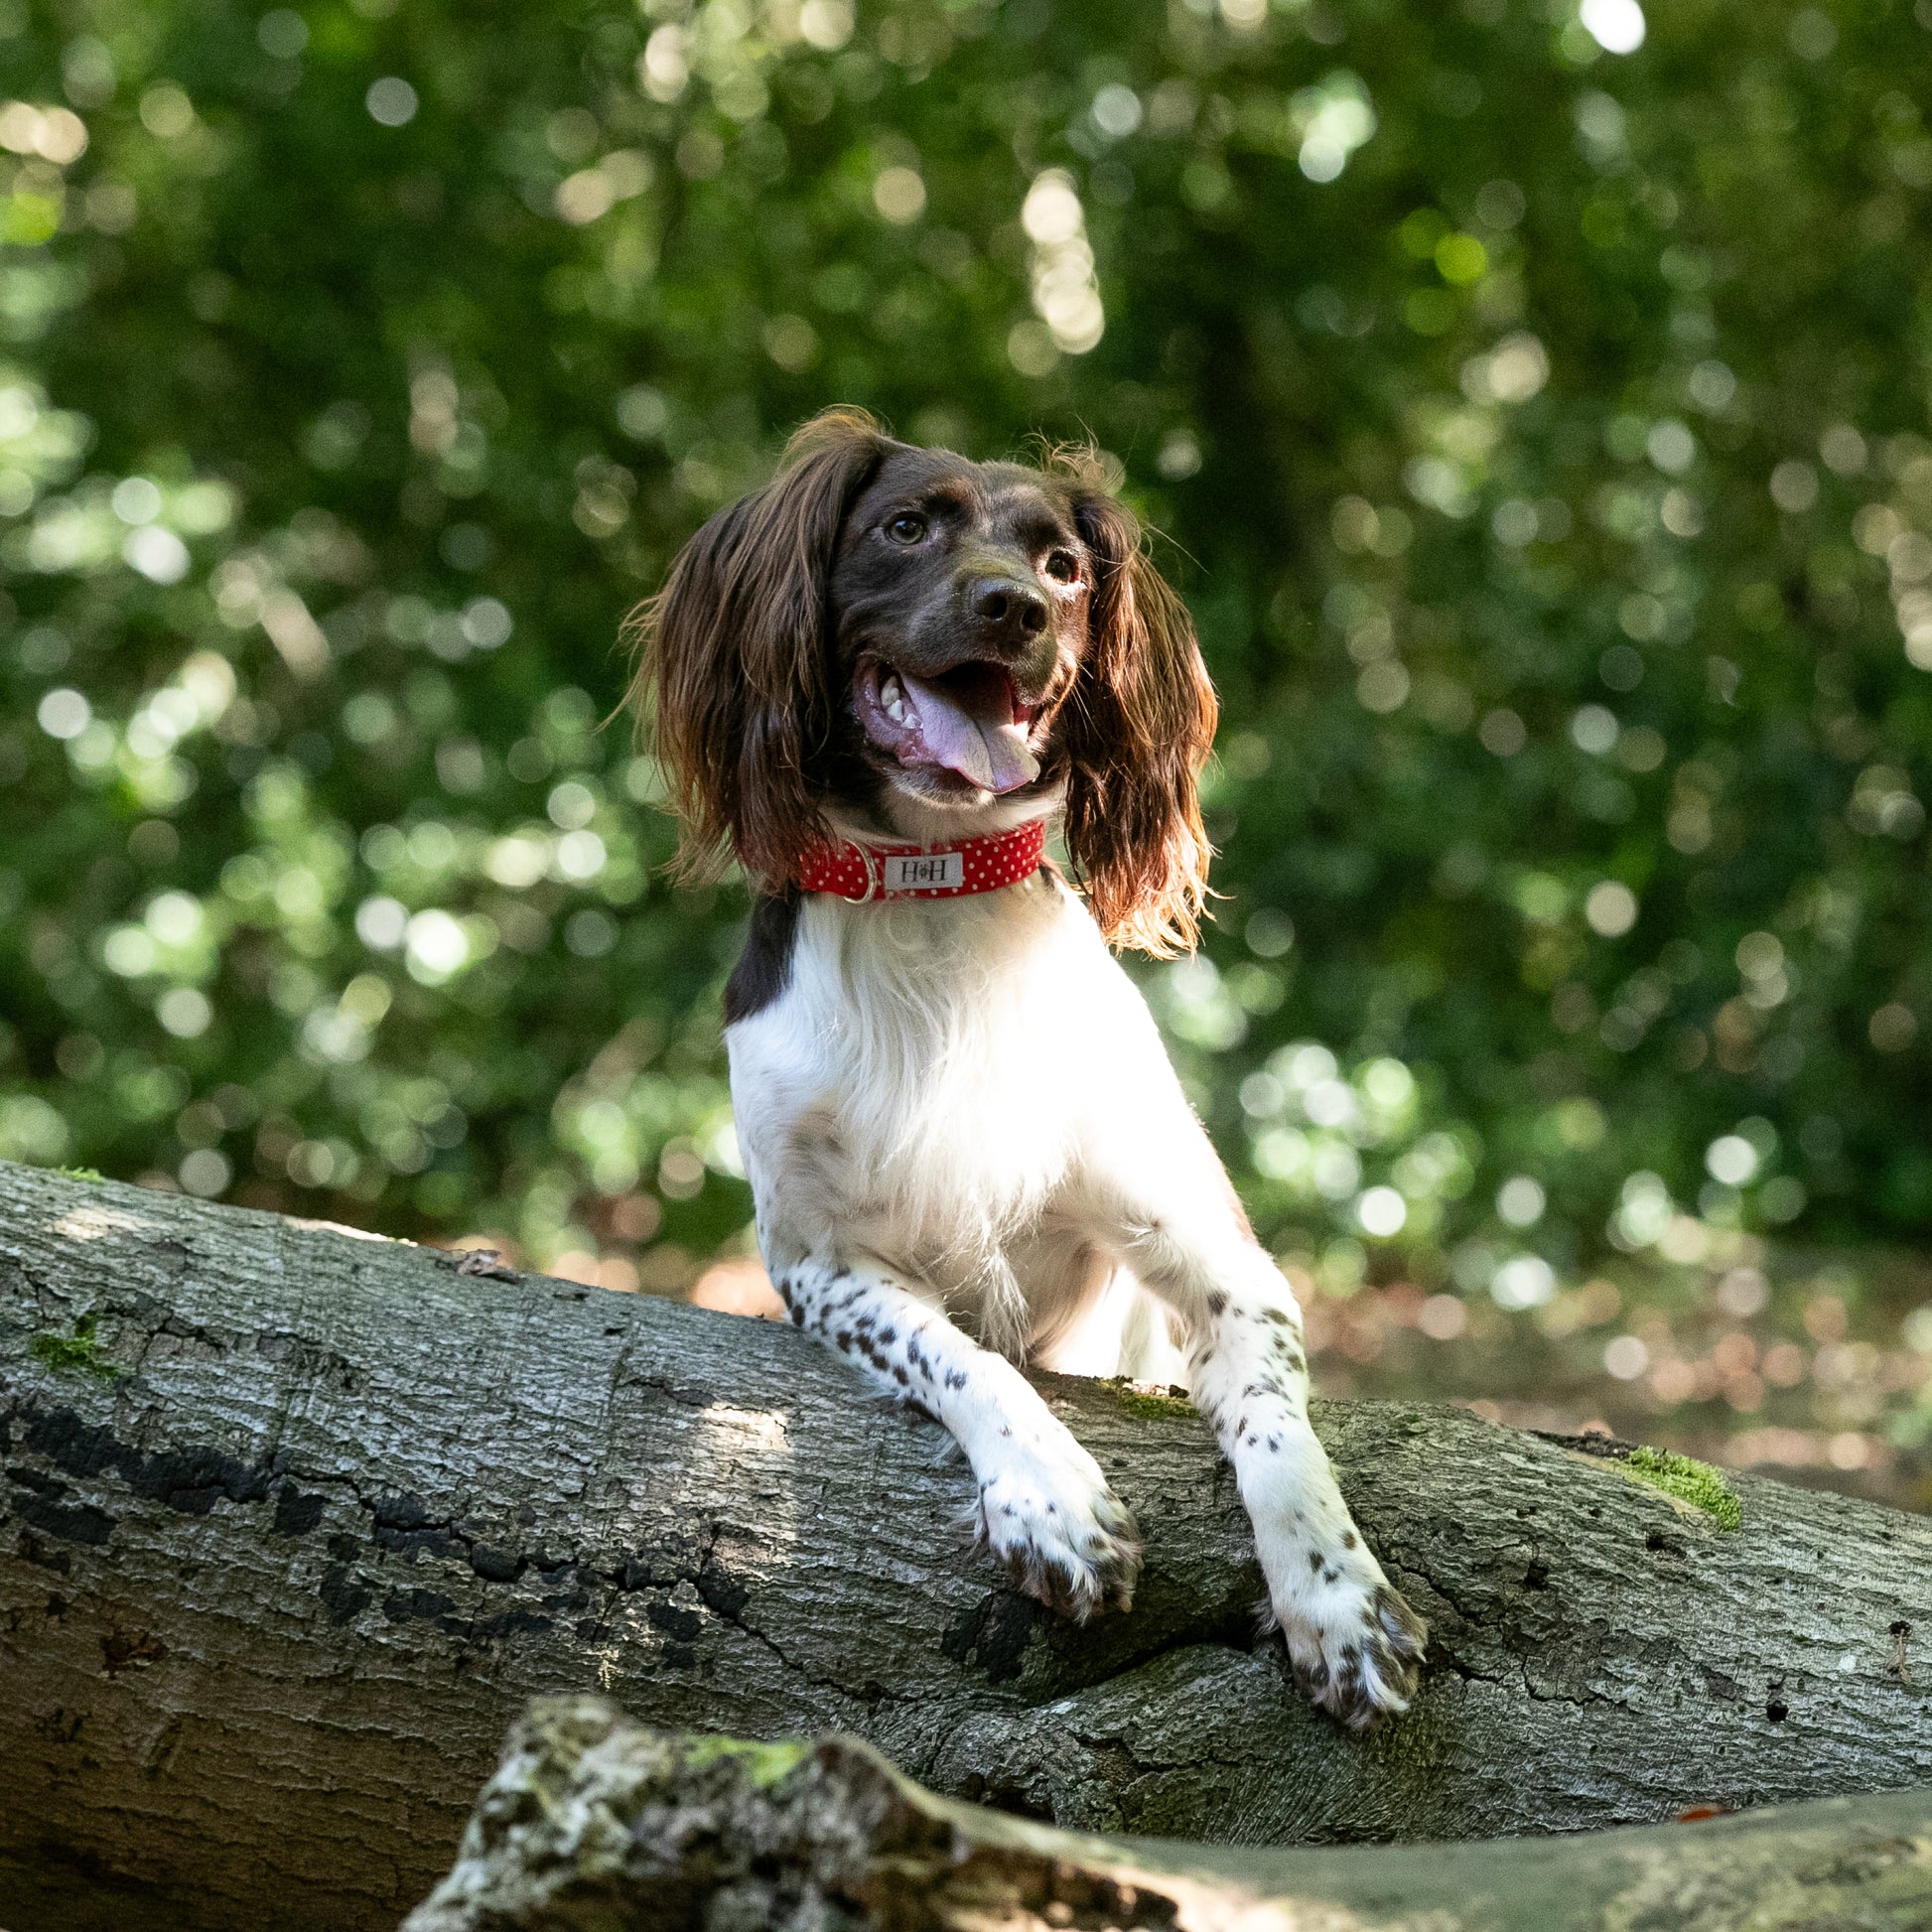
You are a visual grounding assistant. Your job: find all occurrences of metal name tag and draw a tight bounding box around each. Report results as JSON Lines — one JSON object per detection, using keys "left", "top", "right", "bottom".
{"left": 881, "top": 852, "right": 963, "bottom": 893}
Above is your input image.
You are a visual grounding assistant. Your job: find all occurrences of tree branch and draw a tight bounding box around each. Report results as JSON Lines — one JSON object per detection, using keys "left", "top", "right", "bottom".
{"left": 405, "top": 1696, "right": 1932, "bottom": 1932}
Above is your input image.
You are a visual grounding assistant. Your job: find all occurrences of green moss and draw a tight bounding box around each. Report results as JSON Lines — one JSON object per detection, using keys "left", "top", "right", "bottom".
{"left": 1102, "top": 1379, "right": 1196, "bottom": 1420}
{"left": 30, "top": 1313, "right": 120, "bottom": 1379}
{"left": 673, "top": 1735, "right": 808, "bottom": 1789}
{"left": 1624, "top": 1446, "right": 1741, "bottom": 1531}
{"left": 57, "top": 1166, "right": 103, "bottom": 1182}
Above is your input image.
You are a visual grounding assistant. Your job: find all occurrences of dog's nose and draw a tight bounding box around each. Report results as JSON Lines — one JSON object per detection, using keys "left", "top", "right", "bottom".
{"left": 969, "top": 576, "right": 1049, "bottom": 650}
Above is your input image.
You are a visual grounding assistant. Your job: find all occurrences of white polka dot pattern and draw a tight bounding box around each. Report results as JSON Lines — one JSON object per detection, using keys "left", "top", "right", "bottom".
{"left": 798, "top": 819, "right": 1047, "bottom": 902}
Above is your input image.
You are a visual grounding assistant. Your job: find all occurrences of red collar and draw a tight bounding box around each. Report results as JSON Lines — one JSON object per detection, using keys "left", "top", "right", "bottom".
{"left": 798, "top": 820, "right": 1047, "bottom": 902}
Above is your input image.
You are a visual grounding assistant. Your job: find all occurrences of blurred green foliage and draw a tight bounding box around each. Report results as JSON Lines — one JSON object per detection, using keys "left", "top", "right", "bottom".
{"left": 5, "top": 0, "right": 1932, "bottom": 1356}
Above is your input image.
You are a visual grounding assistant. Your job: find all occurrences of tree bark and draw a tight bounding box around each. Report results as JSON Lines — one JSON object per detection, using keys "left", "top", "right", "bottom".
{"left": 2, "top": 1162, "right": 1930, "bottom": 1932}
{"left": 403, "top": 1695, "right": 1932, "bottom": 1932}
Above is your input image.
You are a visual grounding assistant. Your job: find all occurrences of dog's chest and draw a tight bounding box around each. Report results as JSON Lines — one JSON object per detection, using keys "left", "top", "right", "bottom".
{"left": 733, "top": 880, "right": 1125, "bottom": 1241}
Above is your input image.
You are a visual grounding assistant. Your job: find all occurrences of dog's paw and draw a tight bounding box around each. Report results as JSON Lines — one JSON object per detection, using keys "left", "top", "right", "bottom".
{"left": 1271, "top": 1554, "right": 1427, "bottom": 1728}
{"left": 969, "top": 1434, "right": 1141, "bottom": 1622}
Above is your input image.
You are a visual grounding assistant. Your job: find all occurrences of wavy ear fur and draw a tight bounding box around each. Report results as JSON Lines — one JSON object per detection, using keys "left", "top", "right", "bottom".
{"left": 1054, "top": 467, "right": 1217, "bottom": 955}
{"left": 626, "top": 407, "right": 887, "bottom": 886}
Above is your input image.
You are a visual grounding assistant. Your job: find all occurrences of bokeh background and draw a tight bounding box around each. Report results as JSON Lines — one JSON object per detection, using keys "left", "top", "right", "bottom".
{"left": 6, "top": 0, "right": 1932, "bottom": 1502}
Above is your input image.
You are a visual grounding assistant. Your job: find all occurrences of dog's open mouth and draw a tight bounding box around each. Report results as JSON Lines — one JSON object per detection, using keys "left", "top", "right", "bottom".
{"left": 855, "top": 656, "right": 1041, "bottom": 795}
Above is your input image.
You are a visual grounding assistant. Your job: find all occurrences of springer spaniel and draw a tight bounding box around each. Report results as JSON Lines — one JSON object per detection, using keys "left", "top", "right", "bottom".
{"left": 630, "top": 408, "right": 1426, "bottom": 1726}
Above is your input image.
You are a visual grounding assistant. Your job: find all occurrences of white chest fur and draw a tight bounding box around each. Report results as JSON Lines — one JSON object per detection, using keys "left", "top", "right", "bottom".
{"left": 727, "top": 875, "right": 1157, "bottom": 1348}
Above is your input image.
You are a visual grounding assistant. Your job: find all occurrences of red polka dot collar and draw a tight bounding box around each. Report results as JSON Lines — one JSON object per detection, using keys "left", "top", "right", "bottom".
{"left": 797, "top": 819, "right": 1047, "bottom": 902}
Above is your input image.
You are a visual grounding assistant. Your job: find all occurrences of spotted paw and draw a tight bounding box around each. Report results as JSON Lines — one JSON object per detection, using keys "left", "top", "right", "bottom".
{"left": 969, "top": 1433, "right": 1142, "bottom": 1622}
{"left": 1273, "top": 1555, "right": 1427, "bottom": 1728}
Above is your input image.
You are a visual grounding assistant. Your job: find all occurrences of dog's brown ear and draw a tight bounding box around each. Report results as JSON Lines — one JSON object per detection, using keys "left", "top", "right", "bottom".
{"left": 1055, "top": 477, "right": 1217, "bottom": 955}
{"left": 626, "top": 407, "right": 886, "bottom": 886}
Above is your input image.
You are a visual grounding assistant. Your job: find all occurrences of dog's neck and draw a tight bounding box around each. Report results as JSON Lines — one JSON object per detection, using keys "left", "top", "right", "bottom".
{"left": 825, "top": 779, "right": 1063, "bottom": 850}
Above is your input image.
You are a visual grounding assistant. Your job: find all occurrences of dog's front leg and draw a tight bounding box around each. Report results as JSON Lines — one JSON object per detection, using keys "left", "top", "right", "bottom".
{"left": 769, "top": 1253, "right": 1141, "bottom": 1620}
{"left": 1189, "top": 1253, "right": 1426, "bottom": 1726}
{"left": 1092, "top": 1148, "right": 1426, "bottom": 1725}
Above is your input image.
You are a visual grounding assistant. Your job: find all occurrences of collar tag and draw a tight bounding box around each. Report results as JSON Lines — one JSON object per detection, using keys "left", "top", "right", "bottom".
{"left": 880, "top": 851, "right": 963, "bottom": 893}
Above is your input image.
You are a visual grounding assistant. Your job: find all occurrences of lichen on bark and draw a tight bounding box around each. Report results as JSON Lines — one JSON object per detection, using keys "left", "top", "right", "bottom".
{"left": 28, "top": 1312, "right": 120, "bottom": 1378}
{"left": 1625, "top": 1445, "right": 1743, "bottom": 1530}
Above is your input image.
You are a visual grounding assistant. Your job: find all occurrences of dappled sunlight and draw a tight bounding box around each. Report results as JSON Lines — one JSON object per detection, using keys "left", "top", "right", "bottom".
{"left": 285, "top": 1213, "right": 399, "bottom": 1244}
{"left": 50, "top": 1200, "right": 160, "bottom": 1243}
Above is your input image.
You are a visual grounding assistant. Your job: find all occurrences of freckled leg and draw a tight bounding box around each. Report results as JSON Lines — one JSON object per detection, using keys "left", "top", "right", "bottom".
{"left": 1100, "top": 1172, "right": 1426, "bottom": 1725}
{"left": 771, "top": 1254, "right": 1141, "bottom": 1620}
{"left": 1182, "top": 1264, "right": 1426, "bottom": 1726}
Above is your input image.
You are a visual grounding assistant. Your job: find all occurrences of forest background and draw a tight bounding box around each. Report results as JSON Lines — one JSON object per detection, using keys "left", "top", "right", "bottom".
{"left": 6, "top": 0, "right": 1932, "bottom": 1502}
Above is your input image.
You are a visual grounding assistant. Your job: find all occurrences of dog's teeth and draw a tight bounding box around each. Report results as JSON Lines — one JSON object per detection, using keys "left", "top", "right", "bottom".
{"left": 882, "top": 674, "right": 906, "bottom": 723}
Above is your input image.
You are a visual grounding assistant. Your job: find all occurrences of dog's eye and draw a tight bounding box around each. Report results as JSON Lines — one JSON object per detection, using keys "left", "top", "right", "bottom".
{"left": 885, "top": 512, "right": 927, "bottom": 545}
{"left": 1043, "top": 548, "right": 1079, "bottom": 583}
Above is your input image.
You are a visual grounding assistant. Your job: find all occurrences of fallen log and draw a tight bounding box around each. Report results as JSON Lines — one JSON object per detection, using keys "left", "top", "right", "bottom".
{"left": 2, "top": 1162, "right": 1930, "bottom": 1932}
{"left": 404, "top": 1696, "right": 1932, "bottom": 1932}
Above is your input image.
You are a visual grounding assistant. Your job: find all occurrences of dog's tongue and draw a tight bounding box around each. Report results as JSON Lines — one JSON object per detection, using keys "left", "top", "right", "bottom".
{"left": 900, "top": 664, "right": 1040, "bottom": 794}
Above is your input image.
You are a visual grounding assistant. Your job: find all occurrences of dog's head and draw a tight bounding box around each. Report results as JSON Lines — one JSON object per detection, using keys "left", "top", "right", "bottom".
{"left": 629, "top": 407, "right": 1217, "bottom": 952}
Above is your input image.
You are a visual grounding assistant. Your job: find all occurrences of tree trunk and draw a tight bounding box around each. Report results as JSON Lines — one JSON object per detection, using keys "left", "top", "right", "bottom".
{"left": 2, "top": 1162, "right": 1929, "bottom": 1932}
{"left": 403, "top": 1695, "right": 1932, "bottom": 1932}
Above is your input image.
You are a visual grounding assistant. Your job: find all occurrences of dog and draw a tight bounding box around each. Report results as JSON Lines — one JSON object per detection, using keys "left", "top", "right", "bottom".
{"left": 629, "top": 407, "right": 1426, "bottom": 1726}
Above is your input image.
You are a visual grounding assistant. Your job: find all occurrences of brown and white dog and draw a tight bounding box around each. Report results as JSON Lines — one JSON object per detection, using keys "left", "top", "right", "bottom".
{"left": 630, "top": 407, "right": 1425, "bottom": 1726}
